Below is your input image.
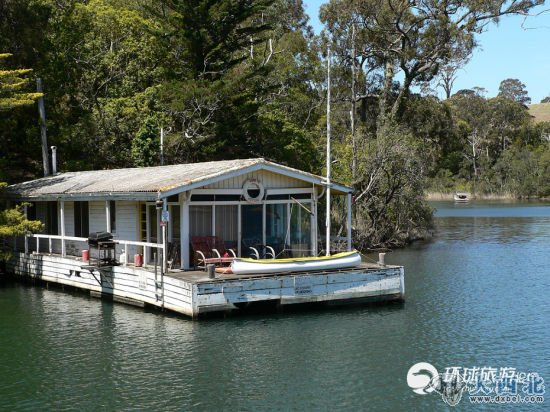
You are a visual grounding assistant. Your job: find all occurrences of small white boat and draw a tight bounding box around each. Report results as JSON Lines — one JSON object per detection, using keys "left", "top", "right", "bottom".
{"left": 454, "top": 192, "right": 470, "bottom": 203}
{"left": 230, "top": 250, "right": 362, "bottom": 275}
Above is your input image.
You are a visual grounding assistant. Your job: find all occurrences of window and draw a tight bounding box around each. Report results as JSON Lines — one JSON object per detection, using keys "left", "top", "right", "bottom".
{"left": 266, "top": 203, "right": 288, "bottom": 255}
{"left": 74, "top": 201, "right": 89, "bottom": 237}
{"left": 148, "top": 205, "right": 159, "bottom": 243}
{"left": 109, "top": 201, "right": 116, "bottom": 232}
{"left": 289, "top": 202, "right": 311, "bottom": 257}
{"left": 46, "top": 202, "right": 58, "bottom": 235}
{"left": 215, "top": 205, "right": 238, "bottom": 250}
{"left": 171, "top": 205, "right": 181, "bottom": 241}
{"left": 140, "top": 204, "right": 147, "bottom": 241}
{"left": 26, "top": 202, "right": 37, "bottom": 221}
{"left": 241, "top": 204, "right": 262, "bottom": 253}
{"left": 189, "top": 205, "right": 212, "bottom": 237}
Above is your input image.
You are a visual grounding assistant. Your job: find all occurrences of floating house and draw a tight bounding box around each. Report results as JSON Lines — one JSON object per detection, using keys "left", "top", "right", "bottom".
{"left": 3, "top": 158, "right": 404, "bottom": 318}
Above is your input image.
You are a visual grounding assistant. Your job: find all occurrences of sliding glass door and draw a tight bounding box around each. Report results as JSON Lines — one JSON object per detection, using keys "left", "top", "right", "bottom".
{"left": 187, "top": 200, "right": 313, "bottom": 258}
{"left": 266, "top": 203, "right": 288, "bottom": 256}
{"left": 241, "top": 204, "right": 262, "bottom": 258}
{"left": 215, "top": 205, "right": 238, "bottom": 251}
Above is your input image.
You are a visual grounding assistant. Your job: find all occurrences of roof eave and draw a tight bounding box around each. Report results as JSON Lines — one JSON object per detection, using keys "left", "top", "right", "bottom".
{"left": 4, "top": 192, "right": 158, "bottom": 202}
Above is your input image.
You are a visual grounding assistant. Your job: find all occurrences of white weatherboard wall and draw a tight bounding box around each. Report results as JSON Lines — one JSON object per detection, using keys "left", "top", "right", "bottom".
{"left": 89, "top": 201, "right": 106, "bottom": 233}
{"left": 115, "top": 201, "right": 139, "bottom": 256}
{"left": 7, "top": 253, "right": 194, "bottom": 317}
{"left": 204, "top": 170, "right": 307, "bottom": 190}
{"left": 64, "top": 201, "right": 75, "bottom": 236}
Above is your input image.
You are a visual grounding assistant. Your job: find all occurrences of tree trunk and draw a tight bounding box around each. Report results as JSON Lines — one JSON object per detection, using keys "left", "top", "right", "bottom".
{"left": 378, "top": 59, "right": 394, "bottom": 130}
{"left": 389, "top": 75, "right": 412, "bottom": 122}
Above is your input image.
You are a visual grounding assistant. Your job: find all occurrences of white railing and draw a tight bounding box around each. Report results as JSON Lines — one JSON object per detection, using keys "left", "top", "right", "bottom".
{"left": 24, "top": 234, "right": 164, "bottom": 267}
{"left": 116, "top": 239, "right": 164, "bottom": 266}
{"left": 24, "top": 233, "right": 87, "bottom": 256}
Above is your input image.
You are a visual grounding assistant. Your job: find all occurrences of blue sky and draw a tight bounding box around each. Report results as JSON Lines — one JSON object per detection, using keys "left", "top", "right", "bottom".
{"left": 304, "top": 1, "right": 550, "bottom": 103}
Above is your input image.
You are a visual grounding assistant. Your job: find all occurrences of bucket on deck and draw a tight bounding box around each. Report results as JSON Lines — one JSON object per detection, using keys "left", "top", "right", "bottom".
{"left": 82, "top": 249, "right": 90, "bottom": 262}
{"left": 134, "top": 254, "right": 143, "bottom": 267}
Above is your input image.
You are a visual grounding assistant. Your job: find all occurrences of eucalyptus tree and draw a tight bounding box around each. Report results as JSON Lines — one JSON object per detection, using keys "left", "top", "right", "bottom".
{"left": 498, "top": 78, "right": 531, "bottom": 105}
{"left": 321, "top": 0, "right": 543, "bottom": 128}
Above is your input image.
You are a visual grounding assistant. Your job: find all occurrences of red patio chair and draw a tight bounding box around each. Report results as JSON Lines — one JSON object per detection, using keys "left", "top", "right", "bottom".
{"left": 191, "top": 236, "right": 236, "bottom": 270}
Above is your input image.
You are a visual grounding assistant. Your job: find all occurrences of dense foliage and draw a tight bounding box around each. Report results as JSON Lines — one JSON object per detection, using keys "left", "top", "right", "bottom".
{"left": 0, "top": 53, "right": 42, "bottom": 110}
{"left": 0, "top": 183, "right": 43, "bottom": 262}
{"left": 0, "top": 0, "right": 547, "bottom": 250}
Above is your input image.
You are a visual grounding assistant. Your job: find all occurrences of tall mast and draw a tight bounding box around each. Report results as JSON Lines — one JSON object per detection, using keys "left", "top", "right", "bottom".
{"left": 326, "top": 46, "right": 331, "bottom": 256}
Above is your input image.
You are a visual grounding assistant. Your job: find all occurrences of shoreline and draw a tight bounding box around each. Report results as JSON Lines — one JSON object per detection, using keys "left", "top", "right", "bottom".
{"left": 423, "top": 192, "right": 550, "bottom": 201}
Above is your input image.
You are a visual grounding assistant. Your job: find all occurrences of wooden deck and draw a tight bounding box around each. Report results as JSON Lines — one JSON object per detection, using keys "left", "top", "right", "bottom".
{"left": 169, "top": 262, "right": 384, "bottom": 282}
{"left": 5, "top": 252, "right": 404, "bottom": 319}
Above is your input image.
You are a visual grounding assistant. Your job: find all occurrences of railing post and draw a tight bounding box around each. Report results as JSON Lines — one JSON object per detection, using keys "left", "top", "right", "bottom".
{"left": 60, "top": 200, "right": 66, "bottom": 257}
{"left": 124, "top": 242, "right": 128, "bottom": 266}
{"left": 36, "top": 237, "right": 39, "bottom": 254}
{"left": 49, "top": 237, "right": 52, "bottom": 254}
{"left": 25, "top": 235, "right": 29, "bottom": 255}
{"left": 347, "top": 192, "right": 353, "bottom": 251}
{"left": 144, "top": 248, "right": 148, "bottom": 267}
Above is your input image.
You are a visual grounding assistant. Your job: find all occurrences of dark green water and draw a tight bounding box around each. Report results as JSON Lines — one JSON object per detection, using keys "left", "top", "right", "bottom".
{"left": 1, "top": 201, "right": 549, "bottom": 411}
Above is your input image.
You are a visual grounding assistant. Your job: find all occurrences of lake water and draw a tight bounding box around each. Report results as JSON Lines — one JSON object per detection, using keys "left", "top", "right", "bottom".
{"left": 1, "top": 201, "right": 549, "bottom": 411}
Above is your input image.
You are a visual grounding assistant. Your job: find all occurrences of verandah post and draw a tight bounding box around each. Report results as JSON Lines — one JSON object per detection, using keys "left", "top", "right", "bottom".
{"left": 347, "top": 192, "right": 352, "bottom": 251}
{"left": 60, "top": 200, "right": 66, "bottom": 256}
{"left": 105, "top": 200, "right": 111, "bottom": 233}
{"left": 181, "top": 192, "right": 190, "bottom": 270}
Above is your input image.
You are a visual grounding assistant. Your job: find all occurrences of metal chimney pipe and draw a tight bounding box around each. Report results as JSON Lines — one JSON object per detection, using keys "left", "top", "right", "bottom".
{"left": 51, "top": 146, "right": 57, "bottom": 175}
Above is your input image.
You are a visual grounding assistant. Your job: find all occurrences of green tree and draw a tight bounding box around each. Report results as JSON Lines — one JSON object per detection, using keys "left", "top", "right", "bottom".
{"left": 321, "top": 0, "right": 542, "bottom": 126}
{"left": 53, "top": 0, "right": 167, "bottom": 169}
{"left": 351, "top": 125, "right": 433, "bottom": 249}
{"left": 131, "top": 117, "right": 160, "bottom": 167}
{"left": 156, "top": 0, "right": 320, "bottom": 170}
{"left": 487, "top": 96, "right": 530, "bottom": 153}
{"left": 0, "top": 53, "right": 42, "bottom": 110}
{"left": 447, "top": 90, "right": 493, "bottom": 194}
{"left": 498, "top": 78, "right": 531, "bottom": 105}
{"left": 155, "top": 0, "right": 273, "bottom": 161}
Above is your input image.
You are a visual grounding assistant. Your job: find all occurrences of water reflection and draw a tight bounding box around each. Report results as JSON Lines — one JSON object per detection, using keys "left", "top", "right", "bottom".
{"left": 437, "top": 217, "right": 550, "bottom": 244}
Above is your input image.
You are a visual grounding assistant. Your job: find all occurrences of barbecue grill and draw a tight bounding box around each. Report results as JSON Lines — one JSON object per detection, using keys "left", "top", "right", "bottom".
{"left": 87, "top": 231, "right": 117, "bottom": 267}
{"left": 87, "top": 231, "right": 113, "bottom": 245}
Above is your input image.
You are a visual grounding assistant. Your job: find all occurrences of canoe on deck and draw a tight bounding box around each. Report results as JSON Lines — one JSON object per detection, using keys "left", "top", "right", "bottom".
{"left": 230, "top": 250, "right": 362, "bottom": 275}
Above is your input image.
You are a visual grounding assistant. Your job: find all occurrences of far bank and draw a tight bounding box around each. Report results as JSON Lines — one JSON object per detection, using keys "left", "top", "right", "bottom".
{"left": 424, "top": 192, "right": 550, "bottom": 201}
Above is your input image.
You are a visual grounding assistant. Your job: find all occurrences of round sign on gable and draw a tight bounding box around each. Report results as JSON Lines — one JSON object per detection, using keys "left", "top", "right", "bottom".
{"left": 243, "top": 179, "right": 265, "bottom": 203}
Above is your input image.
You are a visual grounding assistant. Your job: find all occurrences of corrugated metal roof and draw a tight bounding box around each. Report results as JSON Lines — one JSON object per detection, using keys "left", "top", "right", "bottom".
{"left": 5, "top": 158, "right": 351, "bottom": 200}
